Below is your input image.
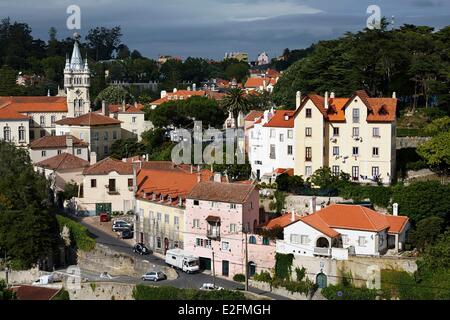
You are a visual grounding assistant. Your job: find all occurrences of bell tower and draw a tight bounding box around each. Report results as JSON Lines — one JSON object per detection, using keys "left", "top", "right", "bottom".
{"left": 64, "top": 33, "right": 91, "bottom": 118}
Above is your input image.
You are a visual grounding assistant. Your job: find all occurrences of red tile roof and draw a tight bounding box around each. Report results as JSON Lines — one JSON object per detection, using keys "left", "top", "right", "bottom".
{"left": 188, "top": 181, "right": 256, "bottom": 204}
{"left": 262, "top": 213, "right": 301, "bottom": 229}
{"left": 29, "top": 135, "right": 88, "bottom": 149}
{"left": 11, "top": 285, "right": 60, "bottom": 300}
{"left": 263, "top": 110, "right": 294, "bottom": 128}
{"left": 36, "top": 153, "right": 90, "bottom": 170}
{"left": 244, "top": 110, "right": 264, "bottom": 122}
{"left": 298, "top": 204, "right": 408, "bottom": 237}
{"left": 151, "top": 90, "right": 207, "bottom": 105}
{"left": 108, "top": 103, "right": 145, "bottom": 114}
{"left": 244, "top": 77, "right": 277, "bottom": 88}
{"left": 0, "top": 96, "right": 68, "bottom": 113}
{"left": 55, "top": 112, "right": 122, "bottom": 126}
{"left": 83, "top": 157, "right": 134, "bottom": 175}
{"left": 0, "top": 106, "right": 30, "bottom": 120}
{"left": 274, "top": 168, "right": 294, "bottom": 176}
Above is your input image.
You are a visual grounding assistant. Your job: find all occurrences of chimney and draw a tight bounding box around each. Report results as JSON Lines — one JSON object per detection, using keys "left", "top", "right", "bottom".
{"left": 132, "top": 163, "right": 138, "bottom": 193}
{"left": 187, "top": 86, "right": 191, "bottom": 91}
{"left": 190, "top": 165, "right": 193, "bottom": 174}
{"left": 214, "top": 173, "right": 222, "bottom": 182}
{"left": 330, "top": 91, "right": 335, "bottom": 99}
{"left": 295, "top": 91, "right": 302, "bottom": 109}
{"left": 324, "top": 92, "right": 329, "bottom": 109}
{"left": 121, "top": 100, "right": 126, "bottom": 111}
{"left": 47, "top": 89, "right": 51, "bottom": 97}
{"left": 102, "top": 100, "right": 109, "bottom": 116}
{"left": 309, "top": 196, "right": 317, "bottom": 214}
{"left": 197, "top": 164, "right": 201, "bottom": 172}
{"left": 284, "top": 114, "right": 289, "bottom": 121}
{"left": 193, "top": 83, "right": 196, "bottom": 91}
{"left": 161, "top": 90, "right": 167, "bottom": 99}
{"left": 291, "top": 211, "right": 295, "bottom": 222}
{"left": 393, "top": 203, "right": 399, "bottom": 216}
{"left": 90, "top": 151, "right": 97, "bottom": 165}
{"left": 134, "top": 102, "right": 138, "bottom": 109}
{"left": 173, "top": 88, "right": 177, "bottom": 93}
{"left": 66, "top": 135, "right": 73, "bottom": 153}
{"left": 392, "top": 92, "right": 397, "bottom": 99}
{"left": 197, "top": 172, "right": 201, "bottom": 183}
{"left": 263, "top": 110, "right": 269, "bottom": 124}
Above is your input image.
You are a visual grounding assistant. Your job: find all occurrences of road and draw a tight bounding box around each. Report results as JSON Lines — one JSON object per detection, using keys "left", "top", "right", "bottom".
{"left": 75, "top": 217, "right": 289, "bottom": 300}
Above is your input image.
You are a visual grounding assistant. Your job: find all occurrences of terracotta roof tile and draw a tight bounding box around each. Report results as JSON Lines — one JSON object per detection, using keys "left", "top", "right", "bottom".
{"left": 187, "top": 181, "right": 256, "bottom": 204}
{"left": 244, "top": 110, "right": 264, "bottom": 122}
{"left": 29, "top": 135, "right": 88, "bottom": 149}
{"left": 36, "top": 153, "right": 90, "bottom": 170}
{"left": 244, "top": 77, "right": 277, "bottom": 88}
{"left": 83, "top": 157, "right": 134, "bottom": 175}
{"left": 11, "top": 285, "right": 60, "bottom": 300}
{"left": 261, "top": 213, "right": 301, "bottom": 229}
{"left": 55, "top": 112, "right": 122, "bottom": 126}
{"left": 108, "top": 103, "right": 145, "bottom": 114}
{"left": 263, "top": 110, "right": 294, "bottom": 128}
{"left": 385, "top": 215, "right": 409, "bottom": 234}
{"left": 0, "top": 96, "right": 68, "bottom": 113}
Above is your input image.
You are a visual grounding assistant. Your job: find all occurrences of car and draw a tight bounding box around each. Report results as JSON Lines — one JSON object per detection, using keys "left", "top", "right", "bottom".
{"left": 141, "top": 271, "right": 166, "bottom": 282}
{"left": 112, "top": 220, "right": 133, "bottom": 232}
{"left": 121, "top": 229, "right": 133, "bottom": 239}
{"left": 133, "top": 243, "right": 152, "bottom": 255}
{"left": 99, "top": 212, "right": 110, "bottom": 222}
{"left": 199, "top": 283, "right": 224, "bottom": 291}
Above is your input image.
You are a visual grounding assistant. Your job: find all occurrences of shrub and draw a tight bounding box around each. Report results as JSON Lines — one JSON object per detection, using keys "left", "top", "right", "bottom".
{"left": 321, "top": 284, "right": 378, "bottom": 300}
{"left": 233, "top": 274, "right": 245, "bottom": 282}
{"left": 253, "top": 271, "right": 272, "bottom": 283}
{"left": 56, "top": 215, "right": 95, "bottom": 252}
{"left": 132, "top": 285, "right": 246, "bottom": 300}
{"left": 52, "top": 289, "right": 70, "bottom": 300}
{"left": 295, "top": 267, "right": 306, "bottom": 282}
{"left": 271, "top": 278, "right": 316, "bottom": 295}
{"left": 274, "top": 253, "right": 294, "bottom": 280}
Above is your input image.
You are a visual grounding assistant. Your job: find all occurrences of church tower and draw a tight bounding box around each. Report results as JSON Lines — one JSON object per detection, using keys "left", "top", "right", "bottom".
{"left": 64, "top": 33, "right": 91, "bottom": 118}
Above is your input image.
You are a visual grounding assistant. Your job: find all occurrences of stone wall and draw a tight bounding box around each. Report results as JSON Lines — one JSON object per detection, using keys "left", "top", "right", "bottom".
{"left": 396, "top": 137, "right": 431, "bottom": 149}
{"left": 0, "top": 268, "right": 46, "bottom": 285}
{"left": 68, "top": 282, "right": 135, "bottom": 300}
{"left": 285, "top": 195, "right": 346, "bottom": 215}
{"left": 248, "top": 280, "right": 309, "bottom": 300}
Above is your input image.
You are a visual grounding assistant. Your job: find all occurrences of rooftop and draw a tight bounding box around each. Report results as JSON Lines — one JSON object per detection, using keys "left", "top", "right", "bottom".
{"left": 35, "top": 153, "right": 90, "bottom": 171}
{"left": 29, "top": 135, "right": 88, "bottom": 149}
{"left": 55, "top": 112, "right": 122, "bottom": 126}
{"left": 187, "top": 181, "right": 256, "bottom": 204}
{"left": 83, "top": 157, "right": 134, "bottom": 175}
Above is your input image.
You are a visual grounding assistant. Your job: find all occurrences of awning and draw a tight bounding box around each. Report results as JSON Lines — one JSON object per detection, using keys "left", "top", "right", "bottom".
{"left": 205, "top": 216, "right": 221, "bottom": 223}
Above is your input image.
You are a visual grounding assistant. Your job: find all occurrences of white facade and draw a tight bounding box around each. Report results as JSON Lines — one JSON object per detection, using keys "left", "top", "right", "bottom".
{"left": 0, "top": 119, "right": 29, "bottom": 147}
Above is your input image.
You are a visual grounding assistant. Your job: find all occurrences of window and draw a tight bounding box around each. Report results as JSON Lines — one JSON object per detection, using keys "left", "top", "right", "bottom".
{"left": 279, "top": 133, "right": 284, "bottom": 142}
{"left": 287, "top": 145, "right": 293, "bottom": 155}
{"left": 305, "top": 147, "right": 312, "bottom": 161}
{"left": 108, "top": 179, "right": 116, "bottom": 193}
{"left": 373, "top": 127, "right": 380, "bottom": 137}
{"left": 333, "top": 146, "right": 339, "bottom": 156}
{"left": 192, "top": 219, "right": 200, "bottom": 228}
{"left": 301, "top": 235, "right": 309, "bottom": 245}
{"left": 3, "top": 126, "right": 11, "bottom": 142}
{"left": 358, "top": 236, "right": 366, "bottom": 247}
{"left": 210, "top": 201, "right": 218, "bottom": 208}
{"left": 249, "top": 236, "right": 256, "bottom": 244}
{"left": 104, "top": 131, "right": 109, "bottom": 141}
{"left": 230, "top": 203, "right": 236, "bottom": 209}
{"left": 222, "top": 241, "right": 229, "bottom": 251}
{"left": 193, "top": 200, "right": 199, "bottom": 206}
{"left": 332, "top": 165, "right": 340, "bottom": 176}
{"left": 41, "top": 150, "right": 46, "bottom": 157}
{"left": 269, "top": 144, "right": 276, "bottom": 159}
{"left": 113, "top": 131, "right": 118, "bottom": 140}
{"left": 77, "top": 149, "right": 82, "bottom": 155}
{"left": 306, "top": 108, "right": 312, "bottom": 118}
{"left": 157, "top": 212, "right": 162, "bottom": 221}
{"left": 372, "top": 147, "right": 379, "bottom": 157}
{"left": 205, "top": 239, "right": 212, "bottom": 248}
{"left": 352, "top": 109, "right": 360, "bottom": 123}
{"left": 262, "top": 237, "right": 270, "bottom": 245}
{"left": 229, "top": 224, "right": 236, "bottom": 233}
{"left": 305, "top": 127, "right": 312, "bottom": 137}
{"left": 93, "top": 132, "right": 99, "bottom": 141}
{"left": 57, "top": 150, "right": 62, "bottom": 155}
{"left": 40, "top": 130, "right": 46, "bottom": 138}
{"left": 128, "top": 179, "right": 133, "bottom": 187}
{"left": 269, "top": 129, "right": 275, "bottom": 138}
{"left": 333, "top": 127, "right": 339, "bottom": 136}
{"left": 104, "top": 145, "right": 109, "bottom": 155}
{"left": 30, "top": 130, "right": 35, "bottom": 141}
{"left": 40, "top": 116, "right": 45, "bottom": 126}
{"left": 352, "top": 127, "right": 359, "bottom": 137}
{"left": 288, "top": 130, "right": 293, "bottom": 139}
{"left": 157, "top": 237, "right": 161, "bottom": 248}
{"left": 342, "top": 234, "right": 349, "bottom": 245}
{"left": 174, "top": 216, "right": 179, "bottom": 225}
{"left": 372, "top": 166, "right": 380, "bottom": 177}
{"left": 290, "top": 234, "right": 300, "bottom": 244}
{"left": 164, "top": 214, "right": 169, "bottom": 224}
{"left": 51, "top": 115, "right": 56, "bottom": 126}
{"left": 132, "top": 116, "right": 137, "bottom": 123}
{"left": 352, "top": 166, "right": 359, "bottom": 181}
{"left": 352, "top": 147, "right": 359, "bottom": 156}
{"left": 51, "top": 130, "right": 56, "bottom": 136}
{"left": 18, "top": 126, "right": 25, "bottom": 142}
{"left": 90, "top": 179, "right": 97, "bottom": 188}
{"left": 305, "top": 166, "right": 312, "bottom": 177}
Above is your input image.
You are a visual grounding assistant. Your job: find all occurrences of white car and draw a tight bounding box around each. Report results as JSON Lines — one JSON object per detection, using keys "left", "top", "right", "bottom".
{"left": 141, "top": 271, "right": 167, "bottom": 282}
{"left": 199, "top": 283, "right": 224, "bottom": 291}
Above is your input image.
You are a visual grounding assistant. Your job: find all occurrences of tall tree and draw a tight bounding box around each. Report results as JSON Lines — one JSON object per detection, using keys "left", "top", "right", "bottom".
{"left": 221, "top": 88, "right": 251, "bottom": 125}
{"left": 85, "top": 26, "right": 123, "bottom": 61}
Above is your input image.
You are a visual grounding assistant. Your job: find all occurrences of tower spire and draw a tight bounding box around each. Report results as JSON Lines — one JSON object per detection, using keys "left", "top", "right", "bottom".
{"left": 70, "top": 33, "right": 83, "bottom": 70}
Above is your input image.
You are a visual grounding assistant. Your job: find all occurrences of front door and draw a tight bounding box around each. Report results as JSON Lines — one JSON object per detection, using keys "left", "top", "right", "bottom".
{"left": 199, "top": 257, "right": 211, "bottom": 271}
{"left": 222, "top": 260, "right": 229, "bottom": 277}
{"left": 316, "top": 273, "right": 327, "bottom": 289}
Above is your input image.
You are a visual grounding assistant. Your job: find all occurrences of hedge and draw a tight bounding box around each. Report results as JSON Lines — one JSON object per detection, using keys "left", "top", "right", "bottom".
{"left": 233, "top": 274, "right": 245, "bottom": 282}
{"left": 253, "top": 271, "right": 272, "bottom": 283}
{"left": 396, "top": 128, "right": 428, "bottom": 137}
{"left": 132, "top": 285, "right": 247, "bottom": 300}
{"left": 271, "top": 278, "right": 316, "bottom": 295}
{"left": 57, "top": 215, "right": 96, "bottom": 252}
{"left": 321, "top": 284, "right": 378, "bottom": 300}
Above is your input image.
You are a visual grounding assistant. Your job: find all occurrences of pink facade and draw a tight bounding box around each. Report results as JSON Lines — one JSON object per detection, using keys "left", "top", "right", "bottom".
{"left": 184, "top": 187, "right": 275, "bottom": 278}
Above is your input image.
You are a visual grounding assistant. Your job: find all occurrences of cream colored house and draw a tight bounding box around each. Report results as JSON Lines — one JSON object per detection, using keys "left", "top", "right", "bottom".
{"left": 29, "top": 135, "right": 89, "bottom": 164}
{"left": 75, "top": 157, "right": 136, "bottom": 216}
{"left": 135, "top": 163, "right": 213, "bottom": 254}
{"left": 55, "top": 113, "right": 122, "bottom": 160}
{"left": 293, "top": 90, "right": 397, "bottom": 184}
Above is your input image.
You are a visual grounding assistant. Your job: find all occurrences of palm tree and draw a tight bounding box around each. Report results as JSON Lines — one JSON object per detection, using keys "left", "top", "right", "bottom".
{"left": 221, "top": 88, "right": 250, "bottom": 128}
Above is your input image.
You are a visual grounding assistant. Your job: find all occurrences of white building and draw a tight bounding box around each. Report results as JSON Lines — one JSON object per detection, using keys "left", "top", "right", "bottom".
{"left": 257, "top": 52, "right": 270, "bottom": 66}
{"left": 247, "top": 109, "right": 295, "bottom": 181}
{"left": 28, "top": 135, "right": 89, "bottom": 164}
{"left": 293, "top": 90, "right": 397, "bottom": 184}
{"left": 276, "top": 204, "right": 410, "bottom": 259}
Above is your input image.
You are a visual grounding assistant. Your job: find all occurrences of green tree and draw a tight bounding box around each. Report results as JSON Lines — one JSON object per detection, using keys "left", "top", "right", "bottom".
{"left": 0, "top": 65, "right": 19, "bottom": 95}
{"left": 86, "top": 26, "right": 122, "bottom": 61}
{"left": 423, "top": 116, "right": 450, "bottom": 136}
{"left": 110, "top": 138, "right": 145, "bottom": 159}
{"left": 221, "top": 88, "right": 251, "bottom": 125}
{"left": 94, "top": 85, "right": 132, "bottom": 107}
{"left": 408, "top": 216, "right": 445, "bottom": 251}
{"left": 225, "top": 62, "right": 249, "bottom": 83}
{"left": 416, "top": 131, "right": 450, "bottom": 175}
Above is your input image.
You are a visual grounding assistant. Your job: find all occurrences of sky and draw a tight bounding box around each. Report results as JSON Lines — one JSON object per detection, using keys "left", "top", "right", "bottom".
{"left": 0, "top": 0, "right": 449, "bottom": 60}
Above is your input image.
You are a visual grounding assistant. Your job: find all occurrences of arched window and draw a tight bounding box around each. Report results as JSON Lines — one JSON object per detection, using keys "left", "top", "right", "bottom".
{"left": 40, "top": 116, "right": 45, "bottom": 126}
{"left": 3, "top": 126, "right": 11, "bottom": 142}
{"left": 18, "top": 126, "right": 25, "bottom": 142}
{"left": 249, "top": 236, "right": 256, "bottom": 244}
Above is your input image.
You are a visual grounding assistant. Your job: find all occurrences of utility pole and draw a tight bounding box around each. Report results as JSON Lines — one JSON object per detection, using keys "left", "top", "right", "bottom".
{"left": 244, "top": 230, "right": 249, "bottom": 291}
{"left": 212, "top": 250, "right": 216, "bottom": 287}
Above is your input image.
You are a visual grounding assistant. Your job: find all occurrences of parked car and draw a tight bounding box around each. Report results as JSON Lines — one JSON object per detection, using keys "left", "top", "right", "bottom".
{"left": 199, "top": 283, "right": 224, "bottom": 291}
{"left": 100, "top": 212, "right": 110, "bottom": 222}
{"left": 141, "top": 271, "right": 166, "bottom": 282}
{"left": 133, "top": 243, "right": 152, "bottom": 255}
{"left": 121, "top": 229, "right": 133, "bottom": 239}
{"left": 112, "top": 220, "right": 133, "bottom": 232}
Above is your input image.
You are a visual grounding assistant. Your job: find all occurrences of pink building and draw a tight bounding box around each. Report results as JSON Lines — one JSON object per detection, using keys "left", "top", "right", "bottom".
{"left": 184, "top": 181, "right": 275, "bottom": 278}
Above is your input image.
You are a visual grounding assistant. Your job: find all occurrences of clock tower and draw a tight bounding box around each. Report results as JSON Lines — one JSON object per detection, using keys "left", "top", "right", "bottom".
{"left": 64, "top": 33, "right": 91, "bottom": 118}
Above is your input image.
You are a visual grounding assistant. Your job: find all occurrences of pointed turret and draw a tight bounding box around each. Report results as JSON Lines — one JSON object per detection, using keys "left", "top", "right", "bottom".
{"left": 70, "top": 39, "right": 83, "bottom": 70}
{"left": 65, "top": 54, "right": 71, "bottom": 70}
{"left": 84, "top": 53, "right": 89, "bottom": 72}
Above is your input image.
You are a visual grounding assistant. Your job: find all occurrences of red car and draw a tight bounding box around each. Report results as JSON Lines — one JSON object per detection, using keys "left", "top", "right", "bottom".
{"left": 100, "top": 213, "right": 110, "bottom": 222}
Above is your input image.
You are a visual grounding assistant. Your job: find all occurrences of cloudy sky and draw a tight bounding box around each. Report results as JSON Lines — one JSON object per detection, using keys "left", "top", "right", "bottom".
{"left": 0, "top": 0, "right": 449, "bottom": 60}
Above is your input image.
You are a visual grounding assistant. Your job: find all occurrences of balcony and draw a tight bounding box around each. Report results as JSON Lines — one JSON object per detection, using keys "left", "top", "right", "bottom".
{"left": 207, "top": 229, "right": 220, "bottom": 240}
{"left": 314, "top": 247, "right": 331, "bottom": 256}
{"left": 206, "top": 215, "right": 220, "bottom": 240}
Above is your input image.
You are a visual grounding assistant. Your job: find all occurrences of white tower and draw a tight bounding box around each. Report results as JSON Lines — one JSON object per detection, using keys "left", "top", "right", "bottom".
{"left": 64, "top": 33, "right": 91, "bottom": 118}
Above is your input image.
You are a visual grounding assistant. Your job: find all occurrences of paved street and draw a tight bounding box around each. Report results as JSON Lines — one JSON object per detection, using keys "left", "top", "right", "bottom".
{"left": 75, "top": 216, "right": 289, "bottom": 300}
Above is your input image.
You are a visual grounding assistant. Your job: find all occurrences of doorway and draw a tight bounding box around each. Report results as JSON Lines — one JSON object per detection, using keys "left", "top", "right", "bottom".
{"left": 222, "top": 260, "right": 229, "bottom": 277}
